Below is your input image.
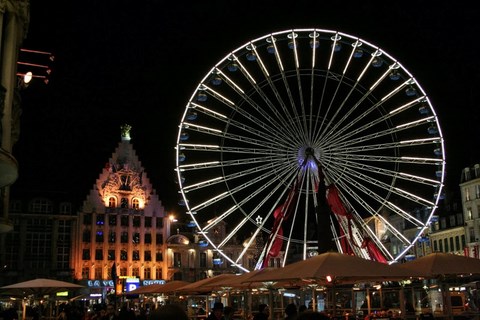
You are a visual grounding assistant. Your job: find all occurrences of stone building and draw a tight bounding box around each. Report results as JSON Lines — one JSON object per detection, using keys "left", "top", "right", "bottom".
{"left": 460, "top": 164, "right": 480, "bottom": 257}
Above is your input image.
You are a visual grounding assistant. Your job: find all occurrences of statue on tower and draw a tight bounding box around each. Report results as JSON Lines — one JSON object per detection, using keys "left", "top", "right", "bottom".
{"left": 120, "top": 124, "right": 132, "bottom": 141}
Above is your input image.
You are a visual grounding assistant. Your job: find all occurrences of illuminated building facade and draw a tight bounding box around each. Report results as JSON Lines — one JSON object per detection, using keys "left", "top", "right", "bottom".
{"left": 460, "top": 164, "right": 480, "bottom": 258}
{"left": 1, "top": 125, "right": 275, "bottom": 291}
{"left": 73, "top": 125, "right": 170, "bottom": 297}
{"left": 74, "top": 125, "right": 257, "bottom": 299}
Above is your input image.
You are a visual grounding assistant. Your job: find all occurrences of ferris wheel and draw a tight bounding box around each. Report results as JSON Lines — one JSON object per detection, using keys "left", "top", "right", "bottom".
{"left": 175, "top": 28, "right": 445, "bottom": 272}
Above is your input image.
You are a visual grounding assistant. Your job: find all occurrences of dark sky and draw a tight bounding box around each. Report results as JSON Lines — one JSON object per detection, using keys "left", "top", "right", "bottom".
{"left": 12, "top": 1, "right": 480, "bottom": 210}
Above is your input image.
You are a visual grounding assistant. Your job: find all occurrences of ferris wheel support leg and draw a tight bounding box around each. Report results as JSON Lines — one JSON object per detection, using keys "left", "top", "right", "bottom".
{"left": 315, "top": 178, "right": 335, "bottom": 253}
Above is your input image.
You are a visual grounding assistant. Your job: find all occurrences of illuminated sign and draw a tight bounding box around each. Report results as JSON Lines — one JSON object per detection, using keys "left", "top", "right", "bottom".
{"left": 142, "top": 280, "right": 166, "bottom": 286}
{"left": 126, "top": 278, "right": 140, "bottom": 292}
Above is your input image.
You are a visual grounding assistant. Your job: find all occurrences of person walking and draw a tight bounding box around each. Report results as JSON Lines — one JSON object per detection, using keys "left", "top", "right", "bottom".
{"left": 206, "top": 303, "right": 225, "bottom": 320}
{"left": 223, "top": 307, "right": 234, "bottom": 320}
{"left": 148, "top": 304, "right": 188, "bottom": 320}
{"left": 253, "top": 304, "right": 269, "bottom": 320}
{"left": 284, "top": 304, "right": 297, "bottom": 320}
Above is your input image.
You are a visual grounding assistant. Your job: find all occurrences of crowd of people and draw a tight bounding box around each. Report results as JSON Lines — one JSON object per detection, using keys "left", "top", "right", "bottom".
{"left": 1, "top": 301, "right": 335, "bottom": 320}
{"left": 196, "top": 302, "right": 330, "bottom": 320}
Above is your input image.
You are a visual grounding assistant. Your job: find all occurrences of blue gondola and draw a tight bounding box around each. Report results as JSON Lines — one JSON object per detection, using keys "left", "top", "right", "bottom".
{"left": 227, "top": 62, "right": 238, "bottom": 72}
{"left": 389, "top": 70, "right": 400, "bottom": 80}
{"left": 372, "top": 58, "right": 382, "bottom": 67}
{"left": 186, "top": 112, "right": 197, "bottom": 121}
{"left": 353, "top": 48, "right": 363, "bottom": 58}
{"left": 211, "top": 76, "right": 222, "bottom": 86}
{"left": 180, "top": 132, "right": 189, "bottom": 141}
{"left": 405, "top": 86, "right": 417, "bottom": 97}
{"left": 246, "top": 52, "right": 256, "bottom": 61}
{"left": 418, "top": 105, "right": 429, "bottom": 115}
{"left": 428, "top": 125, "right": 438, "bottom": 135}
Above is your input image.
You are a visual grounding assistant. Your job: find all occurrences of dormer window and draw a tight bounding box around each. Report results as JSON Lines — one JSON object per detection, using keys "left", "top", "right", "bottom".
{"left": 132, "top": 198, "right": 140, "bottom": 210}
{"left": 108, "top": 197, "right": 116, "bottom": 208}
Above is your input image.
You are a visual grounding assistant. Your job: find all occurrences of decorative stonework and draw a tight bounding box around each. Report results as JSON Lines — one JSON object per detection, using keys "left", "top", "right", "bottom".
{"left": 101, "top": 162, "right": 146, "bottom": 207}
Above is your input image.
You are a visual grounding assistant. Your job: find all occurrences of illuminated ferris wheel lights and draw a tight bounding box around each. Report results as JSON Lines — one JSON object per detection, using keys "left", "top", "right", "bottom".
{"left": 176, "top": 28, "right": 445, "bottom": 269}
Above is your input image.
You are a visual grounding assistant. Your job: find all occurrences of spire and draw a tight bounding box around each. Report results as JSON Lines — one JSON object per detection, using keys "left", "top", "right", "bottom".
{"left": 120, "top": 124, "right": 132, "bottom": 141}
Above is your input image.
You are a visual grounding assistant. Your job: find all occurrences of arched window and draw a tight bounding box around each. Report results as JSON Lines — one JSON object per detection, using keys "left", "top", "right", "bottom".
{"left": 132, "top": 198, "right": 140, "bottom": 209}
{"left": 108, "top": 197, "right": 116, "bottom": 208}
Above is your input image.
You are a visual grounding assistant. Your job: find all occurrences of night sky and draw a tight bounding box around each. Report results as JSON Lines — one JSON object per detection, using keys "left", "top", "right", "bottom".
{"left": 12, "top": 1, "right": 480, "bottom": 212}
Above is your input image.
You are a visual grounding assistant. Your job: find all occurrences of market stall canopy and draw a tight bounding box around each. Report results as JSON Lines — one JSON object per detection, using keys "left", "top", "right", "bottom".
{"left": 176, "top": 273, "right": 237, "bottom": 294}
{"left": 0, "top": 278, "right": 84, "bottom": 296}
{"left": 243, "top": 251, "right": 418, "bottom": 285}
{"left": 396, "top": 252, "right": 480, "bottom": 278}
{"left": 128, "top": 280, "right": 191, "bottom": 295}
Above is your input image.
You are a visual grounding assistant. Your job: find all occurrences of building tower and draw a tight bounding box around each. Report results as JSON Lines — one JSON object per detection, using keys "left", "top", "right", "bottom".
{"left": 74, "top": 125, "right": 171, "bottom": 297}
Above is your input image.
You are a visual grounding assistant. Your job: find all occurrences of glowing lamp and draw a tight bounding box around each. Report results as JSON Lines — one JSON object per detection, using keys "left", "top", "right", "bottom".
{"left": 24, "top": 71, "right": 33, "bottom": 84}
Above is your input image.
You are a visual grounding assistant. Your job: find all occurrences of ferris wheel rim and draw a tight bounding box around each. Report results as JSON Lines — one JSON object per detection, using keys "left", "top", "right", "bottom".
{"left": 175, "top": 28, "right": 445, "bottom": 271}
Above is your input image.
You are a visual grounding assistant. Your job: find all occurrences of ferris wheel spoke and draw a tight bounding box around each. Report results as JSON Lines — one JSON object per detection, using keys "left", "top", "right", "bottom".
{"left": 250, "top": 43, "right": 300, "bottom": 125}
{"left": 178, "top": 155, "right": 291, "bottom": 172}
{"left": 319, "top": 67, "right": 416, "bottom": 145}
{"left": 327, "top": 158, "right": 435, "bottom": 208}
{"left": 188, "top": 102, "right": 299, "bottom": 148}
{"left": 198, "top": 76, "right": 299, "bottom": 146}
{"left": 326, "top": 165, "right": 426, "bottom": 227}
{"left": 181, "top": 121, "right": 295, "bottom": 150}
{"left": 333, "top": 157, "right": 441, "bottom": 187}
{"left": 231, "top": 171, "right": 303, "bottom": 265}
{"left": 314, "top": 38, "right": 365, "bottom": 142}
{"left": 182, "top": 158, "right": 292, "bottom": 193}
{"left": 329, "top": 137, "right": 440, "bottom": 155}
{"left": 189, "top": 159, "right": 297, "bottom": 213}
{"left": 322, "top": 96, "right": 429, "bottom": 147}
{"left": 206, "top": 168, "right": 301, "bottom": 256}
{"left": 314, "top": 44, "right": 374, "bottom": 142}
{"left": 332, "top": 178, "right": 413, "bottom": 248}
{"left": 227, "top": 54, "right": 305, "bottom": 141}
{"left": 325, "top": 152, "right": 442, "bottom": 165}
{"left": 289, "top": 32, "right": 311, "bottom": 140}
{"left": 264, "top": 35, "right": 309, "bottom": 140}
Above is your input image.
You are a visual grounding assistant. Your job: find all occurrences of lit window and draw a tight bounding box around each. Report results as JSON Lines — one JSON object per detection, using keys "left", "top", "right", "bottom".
{"left": 109, "top": 197, "right": 117, "bottom": 208}
{"left": 96, "top": 230, "right": 104, "bottom": 243}
{"left": 133, "top": 251, "right": 140, "bottom": 261}
{"left": 132, "top": 198, "right": 140, "bottom": 209}
{"left": 96, "top": 214, "right": 105, "bottom": 225}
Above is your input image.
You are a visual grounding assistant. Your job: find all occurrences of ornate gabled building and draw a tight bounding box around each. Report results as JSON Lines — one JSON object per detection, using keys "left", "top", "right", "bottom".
{"left": 74, "top": 125, "right": 171, "bottom": 296}
{"left": 1, "top": 125, "right": 253, "bottom": 294}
